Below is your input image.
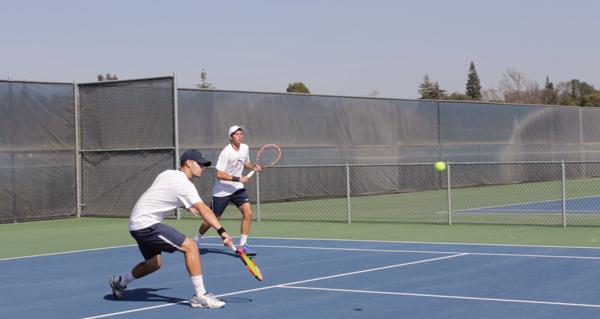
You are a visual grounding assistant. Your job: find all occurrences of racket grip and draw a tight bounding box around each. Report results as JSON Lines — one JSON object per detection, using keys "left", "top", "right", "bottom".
{"left": 246, "top": 170, "right": 256, "bottom": 178}
{"left": 230, "top": 244, "right": 241, "bottom": 254}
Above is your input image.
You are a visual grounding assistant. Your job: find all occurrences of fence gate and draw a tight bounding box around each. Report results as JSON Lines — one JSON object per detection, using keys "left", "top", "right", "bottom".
{"left": 76, "top": 77, "right": 178, "bottom": 217}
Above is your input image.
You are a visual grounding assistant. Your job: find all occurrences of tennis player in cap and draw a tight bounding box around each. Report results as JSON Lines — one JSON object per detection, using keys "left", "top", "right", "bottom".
{"left": 194, "top": 125, "right": 261, "bottom": 256}
{"left": 110, "top": 149, "right": 232, "bottom": 309}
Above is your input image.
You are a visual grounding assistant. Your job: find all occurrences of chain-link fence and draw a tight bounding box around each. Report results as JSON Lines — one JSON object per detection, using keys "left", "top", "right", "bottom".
{"left": 7, "top": 77, "right": 600, "bottom": 225}
{"left": 77, "top": 77, "right": 177, "bottom": 216}
{"left": 0, "top": 81, "right": 76, "bottom": 223}
{"left": 250, "top": 161, "right": 600, "bottom": 226}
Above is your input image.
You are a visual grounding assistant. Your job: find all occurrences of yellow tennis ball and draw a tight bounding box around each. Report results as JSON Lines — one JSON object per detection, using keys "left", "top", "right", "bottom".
{"left": 434, "top": 161, "right": 446, "bottom": 172}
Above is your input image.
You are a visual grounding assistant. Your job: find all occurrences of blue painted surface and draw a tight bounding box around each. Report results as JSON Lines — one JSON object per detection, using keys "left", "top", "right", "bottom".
{"left": 2, "top": 238, "right": 600, "bottom": 319}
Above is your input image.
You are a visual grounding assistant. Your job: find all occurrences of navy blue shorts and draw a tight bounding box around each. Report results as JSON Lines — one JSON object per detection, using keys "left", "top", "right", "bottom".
{"left": 211, "top": 189, "right": 251, "bottom": 217}
{"left": 129, "top": 223, "right": 186, "bottom": 260}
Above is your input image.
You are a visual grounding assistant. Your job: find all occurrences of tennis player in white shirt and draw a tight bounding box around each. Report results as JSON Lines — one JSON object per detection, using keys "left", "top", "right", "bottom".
{"left": 109, "top": 149, "right": 232, "bottom": 309}
{"left": 194, "top": 125, "right": 261, "bottom": 256}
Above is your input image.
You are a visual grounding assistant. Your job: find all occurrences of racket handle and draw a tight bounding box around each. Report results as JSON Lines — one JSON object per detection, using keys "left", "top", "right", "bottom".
{"left": 246, "top": 170, "right": 256, "bottom": 178}
{"left": 230, "top": 244, "right": 241, "bottom": 254}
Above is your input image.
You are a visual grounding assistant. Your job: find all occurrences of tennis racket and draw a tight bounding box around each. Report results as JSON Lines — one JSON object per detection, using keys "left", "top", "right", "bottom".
{"left": 246, "top": 144, "right": 281, "bottom": 178}
{"left": 231, "top": 244, "right": 263, "bottom": 281}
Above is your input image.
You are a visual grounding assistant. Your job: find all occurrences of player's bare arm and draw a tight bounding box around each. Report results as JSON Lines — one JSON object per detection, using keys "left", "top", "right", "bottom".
{"left": 216, "top": 169, "right": 249, "bottom": 183}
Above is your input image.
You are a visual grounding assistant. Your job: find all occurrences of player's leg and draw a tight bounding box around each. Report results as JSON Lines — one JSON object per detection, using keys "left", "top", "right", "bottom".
{"left": 232, "top": 190, "right": 255, "bottom": 256}
{"left": 110, "top": 229, "right": 164, "bottom": 299}
{"left": 133, "top": 254, "right": 162, "bottom": 278}
{"left": 194, "top": 196, "right": 229, "bottom": 246}
{"left": 181, "top": 238, "right": 202, "bottom": 276}
{"left": 111, "top": 253, "right": 162, "bottom": 296}
{"left": 239, "top": 203, "right": 252, "bottom": 243}
{"left": 180, "top": 237, "right": 225, "bottom": 308}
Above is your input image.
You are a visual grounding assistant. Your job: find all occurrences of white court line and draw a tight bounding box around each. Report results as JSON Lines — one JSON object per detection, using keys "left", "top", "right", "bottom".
{"left": 442, "top": 194, "right": 600, "bottom": 214}
{"left": 79, "top": 253, "right": 466, "bottom": 319}
{"left": 198, "top": 243, "right": 600, "bottom": 260}
{"left": 255, "top": 236, "right": 600, "bottom": 250}
{"left": 280, "top": 286, "right": 600, "bottom": 309}
{"left": 0, "top": 244, "right": 136, "bottom": 262}
{"left": 0, "top": 237, "right": 219, "bottom": 262}
{"left": 4, "top": 235, "right": 600, "bottom": 261}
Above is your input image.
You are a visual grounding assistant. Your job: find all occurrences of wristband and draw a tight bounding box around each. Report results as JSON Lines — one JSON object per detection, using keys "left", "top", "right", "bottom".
{"left": 231, "top": 176, "right": 240, "bottom": 182}
{"left": 217, "top": 227, "right": 226, "bottom": 236}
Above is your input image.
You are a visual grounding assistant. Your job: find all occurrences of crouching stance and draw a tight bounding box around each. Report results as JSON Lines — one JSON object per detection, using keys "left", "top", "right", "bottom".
{"left": 110, "top": 149, "right": 232, "bottom": 308}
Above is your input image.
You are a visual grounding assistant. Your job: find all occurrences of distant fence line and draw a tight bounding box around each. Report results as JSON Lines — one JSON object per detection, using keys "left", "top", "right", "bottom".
{"left": 3, "top": 77, "right": 600, "bottom": 224}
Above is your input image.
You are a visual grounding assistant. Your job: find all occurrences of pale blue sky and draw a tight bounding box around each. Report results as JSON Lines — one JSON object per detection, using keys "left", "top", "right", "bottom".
{"left": 1, "top": 0, "right": 598, "bottom": 99}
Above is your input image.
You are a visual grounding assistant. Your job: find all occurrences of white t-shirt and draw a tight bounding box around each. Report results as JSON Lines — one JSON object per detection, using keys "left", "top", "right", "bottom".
{"left": 129, "top": 170, "right": 202, "bottom": 231}
{"left": 212, "top": 143, "right": 250, "bottom": 197}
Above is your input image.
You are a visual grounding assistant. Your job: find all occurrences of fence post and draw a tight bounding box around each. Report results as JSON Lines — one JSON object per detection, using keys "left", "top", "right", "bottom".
{"left": 173, "top": 73, "right": 180, "bottom": 220}
{"left": 256, "top": 171, "right": 261, "bottom": 222}
{"left": 74, "top": 81, "right": 82, "bottom": 218}
{"left": 346, "top": 163, "right": 351, "bottom": 224}
{"left": 561, "top": 160, "right": 566, "bottom": 228}
{"left": 447, "top": 163, "right": 452, "bottom": 225}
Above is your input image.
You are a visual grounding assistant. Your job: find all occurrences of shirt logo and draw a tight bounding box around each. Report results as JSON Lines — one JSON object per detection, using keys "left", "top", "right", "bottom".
{"left": 233, "top": 159, "right": 244, "bottom": 169}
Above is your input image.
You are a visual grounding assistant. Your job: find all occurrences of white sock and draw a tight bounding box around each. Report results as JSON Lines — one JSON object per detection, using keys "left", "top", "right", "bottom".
{"left": 120, "top": 271, "right": 135, "bottom": 286}
{"left": 191, "top": 275, "right": 206, "bottom": 296}
{"left": 240, "top": 234, "right": 248, "bottom": 246}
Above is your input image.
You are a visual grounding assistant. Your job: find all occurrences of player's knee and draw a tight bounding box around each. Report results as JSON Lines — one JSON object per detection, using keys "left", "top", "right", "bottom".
{"left": 182, "top": 238, "right": 198, "bottom": 253}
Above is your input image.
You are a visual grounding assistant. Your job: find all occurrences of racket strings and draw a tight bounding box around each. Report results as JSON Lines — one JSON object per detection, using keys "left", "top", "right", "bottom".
{"left": 256, "top": 145, "right": 281, "bottom": 167}
{"left": 257, "top": 149, "right": 279, "bottom": 166}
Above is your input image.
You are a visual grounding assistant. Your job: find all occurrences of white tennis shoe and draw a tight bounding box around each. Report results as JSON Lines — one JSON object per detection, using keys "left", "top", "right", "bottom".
{"left": 190, "top": 293, "right": 226, "bottom": 308}
{"left": 109, "top": 275, "right": 127, "bottom": 299}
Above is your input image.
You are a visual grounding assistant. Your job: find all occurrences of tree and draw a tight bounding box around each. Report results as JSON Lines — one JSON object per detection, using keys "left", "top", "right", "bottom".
{"left": 465, "top": 61, "right": 482, "bottom": 100}
{"left": 287, "top": 82, "right": 310, "bottom": 93}
{"left": 498, "top": 69, "right": 541, "bottom": 104}
{"left": 97, "top": 73, "right": 119, "bottom": 81}
{"left": 481, "top": 88, "right": 503, "bottom": 102}
{"left": 582, "top": 92, "right": 600, "bottom": 107}
{"left": 556, "top": 79, "right": 598, "bottom": 106}
{"left": 444, "top": 92, "right": 471, "bottom": 101}
{"left": 542, "top": 76, "right": 558, "bottom": 105}
{"left": 418, "top": 75, "right": 446, "bottom": 99}
{"left": 195, "top": 69, "right": 215, "bottom": 89}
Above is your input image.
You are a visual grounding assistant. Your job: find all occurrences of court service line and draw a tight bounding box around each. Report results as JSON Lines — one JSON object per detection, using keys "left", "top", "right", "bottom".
{"left": 79, "top": 253, "right": 466, "bottom": 319}
{"left": 280, "top": 286, "right": 600, "bottom": 309}
{"left": 200, "top": 243, "right": 600, "bottom": 260}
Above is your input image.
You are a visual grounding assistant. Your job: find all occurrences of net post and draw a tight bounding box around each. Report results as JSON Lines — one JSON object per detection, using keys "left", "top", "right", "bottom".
{"left": 561, "top": 160, "right": 566, "bottom": 227}
{"left": 256, "top": 170, "right": 261, "bottom": 222}
{"left": 447, "top": 163, "right": 452, "bottom": 225}
{"left": 346, "top": 163, "right": 351, "bottom": 224}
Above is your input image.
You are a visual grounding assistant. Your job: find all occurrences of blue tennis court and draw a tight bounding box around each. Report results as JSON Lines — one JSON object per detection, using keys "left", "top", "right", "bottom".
{"left": 454, "top": 196, "right": 600, "bottom": 215}
{"left": 2, "top": 237, "right": 600, "bottom": 319}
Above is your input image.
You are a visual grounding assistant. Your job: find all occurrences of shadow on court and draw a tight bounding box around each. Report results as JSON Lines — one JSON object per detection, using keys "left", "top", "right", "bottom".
{"left": 199, "top": 247, "right": 236, "bottom": 257}
{"left": 103, "top": 287, "right": 187, "bottom": 304}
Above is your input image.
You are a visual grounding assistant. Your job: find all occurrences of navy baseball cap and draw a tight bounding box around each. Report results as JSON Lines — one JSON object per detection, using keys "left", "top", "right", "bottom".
{"left": 180, "top": 149, "right": 211, "bottom": 167}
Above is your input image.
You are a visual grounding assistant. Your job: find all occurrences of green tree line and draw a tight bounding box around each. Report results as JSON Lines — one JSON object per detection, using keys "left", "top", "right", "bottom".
{"left": 418, "top": 62, "right": 600, "bottom": 107}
